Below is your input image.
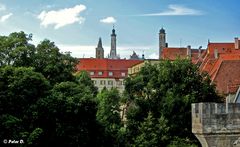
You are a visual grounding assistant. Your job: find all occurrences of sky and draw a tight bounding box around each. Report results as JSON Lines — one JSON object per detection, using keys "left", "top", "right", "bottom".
{"left": 0, "top": 0, "right": 239, "bottom": 59}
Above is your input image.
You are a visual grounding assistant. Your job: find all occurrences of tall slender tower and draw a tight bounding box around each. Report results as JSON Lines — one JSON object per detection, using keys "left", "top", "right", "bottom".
{"left": 96, "top": 37, "right": 104, "bottom": 59}
{"left": 110, "top": 26, "right": 117, "bottom": 59}
{"left": 159, "top": 27, "right": 166, "bottom": 59}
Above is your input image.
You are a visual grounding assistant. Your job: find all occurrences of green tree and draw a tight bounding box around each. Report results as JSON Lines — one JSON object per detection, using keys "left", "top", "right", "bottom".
{"left": 27, "top": 128, "right": 44, "bottom": 146}
{"left": 96, "top": 88, "right": 123, "bottom": 146}
{"left": 33, "top": 39, "right": 77, "bottom": 85}
{"left": 0, "top": 66, "right": 50, "bottom": 144}
{"left": 0, "top": 32, "right": 77, "bottom": 85}
{"left": 167, "top": 137, "right": 197, "bottom": 147}
{"left": 75, "top": 70, "right": 98, "bottom": 96}
{"left": 0, "top": 114, "right": 23, "bottom": 140}
{"left": 134, "top": 112, "right": 169, "bottom": 147}
{"left": 31, "top": 81, "right": 100, "bottom": 146}
{"left": 0, "top": 31, "right": 35, "bottom": 67}
{"left": 124, "top": 59, "right": 221, "bottom": 146}
{"left": 0, "top": 66, "right": 50, "bottom": 116}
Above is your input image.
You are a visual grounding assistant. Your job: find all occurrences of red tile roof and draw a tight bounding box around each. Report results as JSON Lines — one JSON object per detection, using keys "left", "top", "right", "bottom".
{"left": 200, "top": 42, "right": 240, "bottom": 71}
{"left": 211, "top": 60, "right": 240, "bottom": 94}
{"left": 199, "top": 40, "right": 240, "bottom": 95}
{"left": 200, "top": 59, "right": 217, "bottom": 73}
{"left": 161, "top": 47, "right": 204, "bottom": 64}
{"left": 76, "top": 58, "right": 143, "bottom": 79}
{"left": 210, "top": 54, "right": 240, "bottom": 78}
{"left": 161, "top": 47, "right": 188, "bottom": 60}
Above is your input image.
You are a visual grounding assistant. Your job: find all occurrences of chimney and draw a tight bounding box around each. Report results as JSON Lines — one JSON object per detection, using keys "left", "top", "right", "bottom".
{"left": 187, "top": 45, "right": 191, "bottom": 57}
{"left": 235, "top": 37, "right": 239, "bottom": 49}
{"left": 198, "top": 46, "right": 202, "bottom": 58}
{"left": 214, "top": 49, "right": 218, "bottom": 59}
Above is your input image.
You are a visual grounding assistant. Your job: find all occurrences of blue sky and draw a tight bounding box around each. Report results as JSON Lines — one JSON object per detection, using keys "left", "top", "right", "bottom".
{"left": 0, "top": 0, "right": 239, "bottom": 59}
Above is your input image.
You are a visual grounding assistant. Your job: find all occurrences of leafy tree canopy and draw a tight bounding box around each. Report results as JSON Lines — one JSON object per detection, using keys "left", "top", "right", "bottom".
{"left": 75, "top": 70, "right": 98, "bottom": 97}
{"left": 33, "top": 39, "right": 78, "bottom": 85}
{"left": 0, "top": 32, "right": 78, "bottom": 85}
{"left": 96, "top": 88, "right": 123, "bottom": 146}
{"left": 0, "top": 66, "right": 50, "bottom": 143}
{"left": 124, "top": 59, "right": 222, "bottom": 146}
{"left": 0, "top": 66, "right": 50, "bottom": 116}
{"left": 31, "top": 81, "right": 99, "bottom": 146}
{"left": 0, "top": 31, "right": 34, "bottom": 67}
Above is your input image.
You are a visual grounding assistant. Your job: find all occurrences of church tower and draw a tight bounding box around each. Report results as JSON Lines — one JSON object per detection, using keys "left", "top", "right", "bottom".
{"left": 109, "top": 26, "right": 117, "bottom": 59}
{"left": 96, "top": 37, "right": 104, "bottom": 59}
{"left": 159, "top": 27, "right": 166, "bottom": 59}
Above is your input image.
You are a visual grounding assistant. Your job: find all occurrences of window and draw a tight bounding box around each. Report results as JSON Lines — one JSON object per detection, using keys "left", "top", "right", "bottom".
{"left": 98, "top": 71, "right": 103, "bottom": 76}
{"left": 108, "top": 72, "right": 113, "bottom": 76}
{"left": 93, "top": 80, "right": 97, "bottom": 84}
{"left": 100, "top": 80, "right": 105, "bottom": 85}
{"left": 108, "top": 80, "right": 113, "bottom": 85}
{"left": 119, "top": 81, "right": 123, "bottom": 85}
{"left": 117, "top": 81, "right": 123, "bottom": 85}
{"left": 90, "top": 71, "right": 94, "bottom": 76}
{"left": 121, "top": 72, "right": 126, "bottom": 77}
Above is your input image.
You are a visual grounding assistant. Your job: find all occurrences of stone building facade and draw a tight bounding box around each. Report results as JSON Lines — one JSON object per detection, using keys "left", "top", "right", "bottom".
{"left": 192, "top": 103, "right": 240, "bottom": 147}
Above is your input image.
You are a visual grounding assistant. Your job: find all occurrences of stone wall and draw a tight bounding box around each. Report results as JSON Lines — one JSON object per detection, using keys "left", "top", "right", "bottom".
{"left": 192, "top": 103, "right": 240, "bottom": 147}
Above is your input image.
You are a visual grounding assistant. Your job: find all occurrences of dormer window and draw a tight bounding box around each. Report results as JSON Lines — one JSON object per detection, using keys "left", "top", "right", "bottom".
{"left": 90, "top": 71, "right": 94, "bottom": 76}
{"left": 98, "top": 71, "right": 103, "bottom": 76}
{"left": 109, "top": 72, "right": 113, "bottom": 76}
{"left": 121, "top": 72, "right": 126, "bottom": 77}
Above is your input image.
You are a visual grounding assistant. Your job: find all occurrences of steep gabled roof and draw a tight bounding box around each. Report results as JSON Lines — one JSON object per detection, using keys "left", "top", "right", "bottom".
{"left": 199, "top": 39, "right": 240, "bottom": 95}
{"left": 200, "top": 42, "right": 240, "bottom": 72}
{"left": 212, "top": 60, "right": 240, "bottom": 94}
{"left": 210, "top": 54, "right": 240, "bottom": 81}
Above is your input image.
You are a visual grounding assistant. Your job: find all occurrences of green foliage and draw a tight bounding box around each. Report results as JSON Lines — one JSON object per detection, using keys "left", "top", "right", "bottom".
{"left": 75, "top": 70, "right": 98, "bottom": 96}
{"left": 134, "top": 112, "right": 169, "bottom": 147}
{"left": 0, "top": 32, "right": 78, "bottom": 85}
{"left": 96, "top": 88, "right": 123, "bottom": 146}
{"left": 32, "top": 81, "right": 99, "bottom": 146}
{"left": 27, "top": 128, "right": 43, "bottom": 146}
{"left": 33, "top": 39, "right": 78, "bottom": 85}
{"left": 0, "top": 31, "right": 35, "bottom": 67}
{"left": 0, "top": 31, "right": 103, "bottom": 146}
{"left": 97, "top": 88, "right": 121, "bottom": 126}
{"left": 0, "top": 66, "right": 50, "bottom": 116}
{"left": 124, "top": 59, "right": 222, "bottom": 146}
{"left": 167, "top": 137, "right": 198, "bottom": 147}
{"left": 0, "top": 114, "right": 23, "bottom": 140}
{"left": 0, "top": 32, "right": 220, "bottom": 146}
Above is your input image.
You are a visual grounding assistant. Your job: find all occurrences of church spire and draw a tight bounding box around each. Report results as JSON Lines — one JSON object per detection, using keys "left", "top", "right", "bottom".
{"left": 97, "top": 37, "right": 103, "bottom": 48}
{"left": 96, "top": 37, "right": 104, "bottom": 59}
{"left": 110, "top": 26, "right": 117, "bottom": 59}
{"left": 159, "top": 27, "right": 167, "bottom": 59}
{"left": 111, "top": 25, "right": 116, "bottom": 36}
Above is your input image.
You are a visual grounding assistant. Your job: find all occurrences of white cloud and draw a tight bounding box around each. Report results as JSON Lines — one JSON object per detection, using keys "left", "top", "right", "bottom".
{"left": 38, "top": 4, "right": 86, "bottom": 29}
{"left": 140, "top": 5, "right": 203, "bottom": 16}
{"left": 0, "top": 13, "right": 13, "bottom": 22}
{"left": 100, "top": 17, "right": 116, "bottom": 24}
{"left": 0, "top": 3, "right": 6, "bottom": 11}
